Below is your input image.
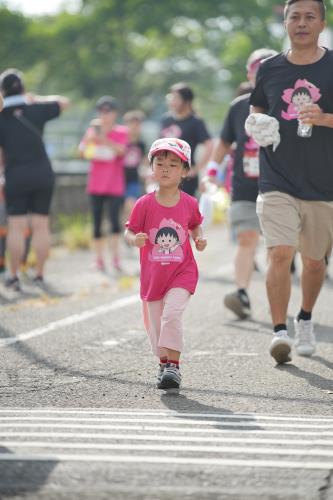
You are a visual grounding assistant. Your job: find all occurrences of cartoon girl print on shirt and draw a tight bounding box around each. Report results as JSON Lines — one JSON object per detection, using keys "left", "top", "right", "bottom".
{"left": 149, "top": 218, "right": 186, "bottom": 264}
{"left": 281, "top": 79, "right": 321, "bottom": 121}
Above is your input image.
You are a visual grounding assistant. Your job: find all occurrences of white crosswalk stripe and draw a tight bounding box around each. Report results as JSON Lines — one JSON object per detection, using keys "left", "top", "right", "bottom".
{"left": 0, "top": 408, "right": 332, "bottom": 470}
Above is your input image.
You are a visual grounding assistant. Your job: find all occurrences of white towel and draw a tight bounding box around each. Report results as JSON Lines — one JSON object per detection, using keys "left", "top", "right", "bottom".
{"left": 245, "top": 113, "right": 280, "bottom": 152}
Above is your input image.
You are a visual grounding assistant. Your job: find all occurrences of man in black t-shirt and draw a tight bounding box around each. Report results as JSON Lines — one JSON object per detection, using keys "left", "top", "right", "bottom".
{"left": 206, "top": 48, "right": 277, "bottom": 320}
{"left": 161, "top": 82, "right": 213, "bottom": 196}
{"left": 0, "top": 68, "right": 69, "bottom": 290}
{"left": 249, "top": 0, "right": 333, "bottom": 364}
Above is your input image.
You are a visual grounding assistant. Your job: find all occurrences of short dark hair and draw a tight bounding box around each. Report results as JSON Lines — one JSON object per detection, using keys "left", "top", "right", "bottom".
{"left": 123, "top": 110, "right": 145, "bottom": 123}
{"left": 284, "top": 0, "right": 326, "bottom": 20}
{"left": 0, "top": 68, "right": 24, "bottom": 97}
{"left": 96, "top": 95, "right": 118, "bottom": 112}
{"left": 169, "top": 82, "right": 194, "bottom": 103}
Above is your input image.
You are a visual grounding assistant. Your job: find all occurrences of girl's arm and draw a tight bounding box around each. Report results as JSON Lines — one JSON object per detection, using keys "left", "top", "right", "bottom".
{"left": 124, "top": 228, "right": 148, "bottom": 248}
{"left": 190, "top": 225, "right": 207, "bottom": 251}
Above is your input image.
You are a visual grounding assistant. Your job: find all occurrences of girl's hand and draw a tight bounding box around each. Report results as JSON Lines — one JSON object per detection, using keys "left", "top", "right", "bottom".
{"left": 134, "top": 232, "right": 148, "bottom": 248}
{"left": 194, "top": 237, "right": 207, "bottom": 251}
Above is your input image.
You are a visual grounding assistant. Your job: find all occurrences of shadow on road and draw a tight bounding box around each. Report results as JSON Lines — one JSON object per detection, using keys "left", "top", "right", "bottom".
{"left": 160, "top": 394, "right": 263, "bottom": 432}
{"left": 0, "top": 446, "right": 58, "bottom": 497}
{"left": 276, "top": 364, "right": 333, "bottom": 392}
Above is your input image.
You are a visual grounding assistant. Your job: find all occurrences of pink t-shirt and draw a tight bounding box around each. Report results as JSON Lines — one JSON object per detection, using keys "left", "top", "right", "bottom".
{"left": 126, "top": 191, "right": 203, "bottom": 301}
{"left": 82, "top": 125, "right": 128, "bottom": 196}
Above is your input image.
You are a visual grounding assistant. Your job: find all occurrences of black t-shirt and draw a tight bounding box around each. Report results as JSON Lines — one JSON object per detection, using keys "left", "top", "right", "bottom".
{"left": 0, "top": 101, "right": 60, "bottom": 190}
{"left": 221, "top": 94, "right": 259, "bottom": 202}
{"left": 124, "top": 140, "right": 145, "bottom": 184}
{"left": 160, "top": 112, "right": 211, "bottom": 169}
{"left": 250, "top": 50, "right": 333, "bottom": 201}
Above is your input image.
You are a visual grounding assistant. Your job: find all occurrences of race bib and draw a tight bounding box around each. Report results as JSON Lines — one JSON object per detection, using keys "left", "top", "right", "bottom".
{"left": 243, "top": 150, "right": 259, "bottom": 178}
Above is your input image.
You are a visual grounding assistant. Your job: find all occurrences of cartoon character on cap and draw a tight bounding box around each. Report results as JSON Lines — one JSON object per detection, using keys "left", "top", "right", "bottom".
{"left": 148, "top": 138, "right": 191, "bottom": 167}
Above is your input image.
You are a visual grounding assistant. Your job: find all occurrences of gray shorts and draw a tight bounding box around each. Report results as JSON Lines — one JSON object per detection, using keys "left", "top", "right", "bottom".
{"left": 228, "top": 201, "right": 260, "bottom": 237}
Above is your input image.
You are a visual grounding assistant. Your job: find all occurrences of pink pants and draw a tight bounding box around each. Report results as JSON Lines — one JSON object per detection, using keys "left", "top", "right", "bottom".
{"left": 142, "top": 288, "right": 191, "bottom": 357}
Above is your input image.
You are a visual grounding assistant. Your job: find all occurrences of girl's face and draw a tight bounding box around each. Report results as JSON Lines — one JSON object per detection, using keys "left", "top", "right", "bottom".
{"left": 292, "top": 91, "right": 312, "bottom": 110}
{"left": 98, "top": 108, "right": 118, "bottom": 128}
{"left": 152, "top": 151, "right": 187, "bottom": 188}
{"left": 156, "top": 233, "right": 178, "bottom": 249}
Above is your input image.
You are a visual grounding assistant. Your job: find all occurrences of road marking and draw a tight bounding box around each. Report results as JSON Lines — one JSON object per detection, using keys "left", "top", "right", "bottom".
{"left": 3, "top": 441, "right": 333, "bottom": 457}
{"left": 1, "top": 432, "right": 332, "bottom": 446}
{"left": 1, "top": 409, "right": 332, "bottom": 470}
{"left": 0, "top": 409, "right": 331, "bottom": 422}
{"left": 0, "top": 417, "right": 331, "bottom": 429}
{"left": 0, "top": 424, "right": 332, "bottom": 436}
{"left": 0, "top": 295, "right": 140, "bottom": 348}
{"left": 0, "top": 454, "right": 331, "bottom": 470}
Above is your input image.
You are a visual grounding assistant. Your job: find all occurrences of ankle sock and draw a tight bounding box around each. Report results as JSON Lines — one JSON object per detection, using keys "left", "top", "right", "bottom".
{"left": 159, "top": 357, "right": 167, "bottom": 365}
{"left": 274, "top": 324, "right": 287, "bottom": 334}
{"left": 238, "top": 288, "right": 250, "bottom": 305}
{"left": 297, "top": 309, "right": 312, "bottom": 322}
{"left": 167, "top": 359, "right": 179, "bottom": 368}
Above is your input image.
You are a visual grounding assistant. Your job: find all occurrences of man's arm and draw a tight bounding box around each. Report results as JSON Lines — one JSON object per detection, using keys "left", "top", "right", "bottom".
{"left": 0, "top": 94, "right": 3, "bottom": 112}
{"left": 250, "top": 105, "right": 266, "bottom": 114}
{"left": 192, "top": 138, "right": 214, "bottom": 175}
{"left": 27, "top": 93, "right": 70, "bottom": 111}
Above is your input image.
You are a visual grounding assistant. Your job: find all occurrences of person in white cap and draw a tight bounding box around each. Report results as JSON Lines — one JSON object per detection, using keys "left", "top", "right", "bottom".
{"left": 125, "top": 138, "right": 207, "bottom": 391}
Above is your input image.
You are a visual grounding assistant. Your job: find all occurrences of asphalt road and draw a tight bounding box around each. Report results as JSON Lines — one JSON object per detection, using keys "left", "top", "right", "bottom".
{"left": 0, "top": 225, "right": 332, "bottom": 500}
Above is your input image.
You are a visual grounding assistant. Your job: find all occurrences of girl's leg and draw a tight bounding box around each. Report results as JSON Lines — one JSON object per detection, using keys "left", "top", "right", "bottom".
{"left": 30, "top": 214, "right": 50, "bottom": 277}
{"left": 142, "top": 300, "right": 167, "bottom": 359}
{"left": 90, "top": 195, "right": 105, "bottom": 265}
{"left": 7, "top": 215, "right": 28, "bottom": 277}
{"left": 108, "top": 196, "right": 124, "bottom": 268}
{"left": 159, "top": 288, "right": 191, "bottom": 361}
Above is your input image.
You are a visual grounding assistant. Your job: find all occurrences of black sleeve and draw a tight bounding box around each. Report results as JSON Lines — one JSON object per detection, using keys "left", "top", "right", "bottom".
{"left": 195, "top": 117, "right": 211, "bottom": 142}
{"left": 38, "top": 102, "right": 61, "bottom": 124}
{"left": 220, "top": 105, "right": 235, "bottom": 145}
{"left": 249, "top": 65, "right": 269, "bottom": 110}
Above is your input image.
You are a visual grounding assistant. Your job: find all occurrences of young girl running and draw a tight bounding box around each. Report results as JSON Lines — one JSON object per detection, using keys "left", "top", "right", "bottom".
{"left": 125, "top": 138, "right": 207, "bottom": 391}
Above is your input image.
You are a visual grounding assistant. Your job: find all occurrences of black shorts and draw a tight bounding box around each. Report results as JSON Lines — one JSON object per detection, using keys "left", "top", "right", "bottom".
{"left": 5, "top": 186, "right": 54, "bottom": 216}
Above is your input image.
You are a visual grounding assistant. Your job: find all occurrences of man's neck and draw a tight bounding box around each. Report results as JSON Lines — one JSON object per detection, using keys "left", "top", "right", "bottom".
{"left": 173, "top": 108, "right": 192, "bottom": 120}
{"left": 287, "top": 45, "right": 325, "bottom": 65}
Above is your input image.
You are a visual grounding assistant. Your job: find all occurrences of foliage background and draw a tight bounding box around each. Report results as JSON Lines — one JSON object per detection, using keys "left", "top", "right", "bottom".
{"left": 0, "top": 0, "right": 332, "bottom": 139}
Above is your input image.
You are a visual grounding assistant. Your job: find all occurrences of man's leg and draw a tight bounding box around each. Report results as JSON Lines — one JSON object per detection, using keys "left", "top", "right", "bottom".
{"left": 235, "top": 230, "right": 260, "bottom": 289}
{"left": 7, "top": 215, "right": 28, "bottom": 277}
{"left": 30, "top": 214, "right": 50, "bottom": 278}
{"left": 293, "top": 255, "right": 326, "bottom": 357}
{"left": 266, "top": 245, "right": 295, "bottom": 325}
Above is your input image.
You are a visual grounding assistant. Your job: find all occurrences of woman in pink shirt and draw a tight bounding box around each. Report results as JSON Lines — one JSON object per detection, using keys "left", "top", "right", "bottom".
{"left": 79, "top": 96, "right": 128, "bottom": 271}
{"left": 125, "top": 138, "right": 207, "bottom": 391}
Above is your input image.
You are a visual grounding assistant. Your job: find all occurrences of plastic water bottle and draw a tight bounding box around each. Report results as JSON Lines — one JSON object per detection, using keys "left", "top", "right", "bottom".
{"left": 297, "top": 120, "right": 313, "bottom": 138}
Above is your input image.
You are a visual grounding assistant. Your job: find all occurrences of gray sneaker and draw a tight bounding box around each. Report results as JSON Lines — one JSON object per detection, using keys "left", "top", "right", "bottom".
{"left": 156, "top": 363, "right": 166, "bottom": 386}
{"left": 294, "top": 318, "right": 316, "bottom": 357}
{"left": 158, "top": 364, "right": 181, "bottom": 391}
{"left": 224, "top": 291, "right": 251, "bottom": 319}
{"left": 269, "top": 331, "right": 292, "bottom": 363}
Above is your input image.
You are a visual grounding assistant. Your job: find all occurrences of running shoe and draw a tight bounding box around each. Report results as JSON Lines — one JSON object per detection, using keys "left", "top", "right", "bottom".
{"left": 158, "top": 364, "right": 181, "bottom": 391}
{"left": 294, "top": 318, "right": 316, "bottom": 357}
{"left": 94, "top": 257, "right": 105, "bottom": 272}
{"left": 224, "top": 290, "right": 251, "bottom": 319}
{"left": 156, "top": 363, "right": 166, "bottom": 386}
{"left": 5, "top": 276, "right": 21, "bottom": 292}
{"left": 269, "top": 331, "right": 292, "bottom": 363}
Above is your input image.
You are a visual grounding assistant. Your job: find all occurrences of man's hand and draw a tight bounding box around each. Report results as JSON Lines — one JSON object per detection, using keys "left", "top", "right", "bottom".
{"left": 134, "top": 233, "right": 148, "bottom": 248}
{"left": 298, "top": 104, "right": 324, "bottom": 126}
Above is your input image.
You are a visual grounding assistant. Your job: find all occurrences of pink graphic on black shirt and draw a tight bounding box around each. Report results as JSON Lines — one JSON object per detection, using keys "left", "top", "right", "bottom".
{"left": 149, "top": 218, "right": 186, "bottom": 264}
{"left": 281, "top": 79, "right": 321, "bottom": 121}
{"left": 161, "top": 124, "right": 182, "bottom": 139}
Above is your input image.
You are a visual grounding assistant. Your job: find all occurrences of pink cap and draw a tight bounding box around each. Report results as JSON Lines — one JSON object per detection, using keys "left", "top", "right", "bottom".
{"left": 148, "top": 138, "right": 191, "bottom": 167}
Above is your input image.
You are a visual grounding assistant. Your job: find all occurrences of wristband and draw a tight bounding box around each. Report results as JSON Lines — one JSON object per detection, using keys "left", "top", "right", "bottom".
{"left": 207, "top": 160, "right": 219, "bottom": 177}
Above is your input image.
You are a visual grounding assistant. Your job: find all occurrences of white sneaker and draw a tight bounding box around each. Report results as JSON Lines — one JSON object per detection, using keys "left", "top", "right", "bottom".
{"left": 294, "top": 318, "right": 316, "bottom": 357}
{"left": 269, "top": 330, "right": 292, "bottom": 363}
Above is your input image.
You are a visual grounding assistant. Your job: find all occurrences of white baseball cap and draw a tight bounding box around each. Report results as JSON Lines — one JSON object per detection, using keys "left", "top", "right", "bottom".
{"left": 148, "top": 138, "right": 191, "bottom": 167}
